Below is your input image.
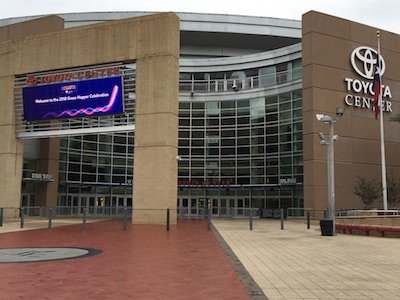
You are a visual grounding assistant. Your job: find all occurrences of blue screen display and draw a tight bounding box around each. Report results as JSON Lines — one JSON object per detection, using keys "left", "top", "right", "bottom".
{"left": 22, "top": 76, "right": 124, "bottom": 121}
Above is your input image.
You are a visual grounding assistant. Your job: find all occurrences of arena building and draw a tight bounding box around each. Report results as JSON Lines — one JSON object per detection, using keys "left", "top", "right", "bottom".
{"left": 0, "top": 10, "right": 399, "bottom": 223}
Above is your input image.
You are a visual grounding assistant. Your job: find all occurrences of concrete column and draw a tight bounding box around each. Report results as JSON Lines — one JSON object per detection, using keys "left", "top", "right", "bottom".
{"left": 132, "top": 54, "right": 179, "bottom": 224}
{"left": 36, "top": 138, "right": 60, "bottom": 208}
{"left": 0, "top": 76, "right": 23, "bottom": 217}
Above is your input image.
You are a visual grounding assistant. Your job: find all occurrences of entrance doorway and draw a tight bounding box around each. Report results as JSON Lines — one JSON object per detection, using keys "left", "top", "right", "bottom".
{"left": 177, "top": 197, "right": 204, "bottom": 217}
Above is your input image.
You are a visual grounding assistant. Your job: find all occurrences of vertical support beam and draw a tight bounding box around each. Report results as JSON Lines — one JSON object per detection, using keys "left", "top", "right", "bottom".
{"left": 36, "top": 137, "right": 60, "bottom": 208}
{"left": 0, "top": 76, "right": 23, "bottom": 218}
{"left": 132, "top": 16, "right": 179, "bottom": 224}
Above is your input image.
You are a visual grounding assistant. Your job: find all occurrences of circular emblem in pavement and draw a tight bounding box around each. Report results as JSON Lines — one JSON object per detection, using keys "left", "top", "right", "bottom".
{"left": 0, "top": 247, "right": 101, "bottom": 263}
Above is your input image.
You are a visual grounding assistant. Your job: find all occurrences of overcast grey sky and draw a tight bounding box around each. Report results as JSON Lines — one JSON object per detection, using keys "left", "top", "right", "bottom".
{"left": 2, "top": 0, "right": 400, "bottom": 34}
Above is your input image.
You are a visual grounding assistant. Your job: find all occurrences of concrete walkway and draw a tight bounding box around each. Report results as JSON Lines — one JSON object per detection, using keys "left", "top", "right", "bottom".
{"left": 212, "top": 218, "right": 400, "bottom": 300}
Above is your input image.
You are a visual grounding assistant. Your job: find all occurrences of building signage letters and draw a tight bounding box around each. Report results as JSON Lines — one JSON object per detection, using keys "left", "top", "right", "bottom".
{"left": 178, "top": 180, "right": 231, "bottom": 187}
{"left": 344, "top": 46, "right": 393, "bottom": 114}
{"left": 26, "top": 67, "right": 120, "bottom": 87}
{"left": 31, "top": 173, "right": 53, "bottom": 182}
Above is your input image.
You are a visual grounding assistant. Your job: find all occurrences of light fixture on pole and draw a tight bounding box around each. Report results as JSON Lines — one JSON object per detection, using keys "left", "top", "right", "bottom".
{"left": 316, "top": 107, "right": 345, "bottom": 236}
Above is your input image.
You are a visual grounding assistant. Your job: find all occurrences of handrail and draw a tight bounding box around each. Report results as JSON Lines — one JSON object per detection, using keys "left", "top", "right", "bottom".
{"left": 287, "top": 207, "right": 400, "bottom": 220}
{"left": 179, "top": 67, "right": 302, "bottom": 93}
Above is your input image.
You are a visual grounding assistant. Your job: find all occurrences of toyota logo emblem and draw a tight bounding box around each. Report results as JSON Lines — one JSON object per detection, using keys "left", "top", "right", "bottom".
{"left": 350, "top": 46, "right": 385, "bottom": 80}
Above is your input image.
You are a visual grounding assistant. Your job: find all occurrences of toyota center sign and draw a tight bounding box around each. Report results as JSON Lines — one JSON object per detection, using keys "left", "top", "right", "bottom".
{"left": 344, "top": 46, "right": 393, "bottom": 114}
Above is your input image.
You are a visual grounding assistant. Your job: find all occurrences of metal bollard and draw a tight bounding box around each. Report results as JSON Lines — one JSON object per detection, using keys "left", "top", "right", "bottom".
{"left": 280, "top": 209, "right": 284, "bottom": 230}
{"left": 207, "top": 202, "right": 211, "bottom": 231}
{"left": 307, "top": 209, "right": 311, "bottom": 229}
{"left": 249, "top": 209, "right": 253, "bottom": 231}
{"left": 48, "top": 208, "right": 52, "bottom": 229}
{"left": 123, "top": 208, "right": 128, "bottom": 231}
{"left": 166, "top": 208, "right": 170, "bottom": 231}
{"left": 20, "top": 208, "right": 25, "bottom": 229}
{"left": 0, "top": 208, "right": 3, "bottom": 227}
{"left": 82, "top": 208, "right": 87, "bottom": 231}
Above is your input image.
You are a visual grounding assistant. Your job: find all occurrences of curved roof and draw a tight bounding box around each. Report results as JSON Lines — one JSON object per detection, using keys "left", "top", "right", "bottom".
{"left": 0, "top": 12, "right": 302, "bottom": 55}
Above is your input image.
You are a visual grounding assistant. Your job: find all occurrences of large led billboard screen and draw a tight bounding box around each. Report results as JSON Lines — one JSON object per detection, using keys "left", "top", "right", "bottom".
{"left": 22, "top": 76, "right": 124, "bottom": 121}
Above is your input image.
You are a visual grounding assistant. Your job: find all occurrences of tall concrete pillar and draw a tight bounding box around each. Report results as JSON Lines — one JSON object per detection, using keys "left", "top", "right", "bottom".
{"left": 36, "top": 138, "right": 60, "bottom": 208}
{"left": 0, "top": 76, "right": 24, "bottom": 217}
{"left": 132, "top": 54, "right": 179, "bottom": 224}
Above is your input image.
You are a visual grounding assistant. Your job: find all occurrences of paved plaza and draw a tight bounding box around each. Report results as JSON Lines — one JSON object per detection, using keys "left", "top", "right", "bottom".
{"left": 0, "top": 217, "right": 400, "bottom": 299}
{"left": 213, "top": 219, "right": 400, "bottom": 300}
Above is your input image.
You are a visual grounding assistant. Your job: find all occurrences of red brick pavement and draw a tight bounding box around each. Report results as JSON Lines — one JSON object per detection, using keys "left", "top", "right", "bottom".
{"left": 0, "top": 218, "right": 250, "bottom": 300}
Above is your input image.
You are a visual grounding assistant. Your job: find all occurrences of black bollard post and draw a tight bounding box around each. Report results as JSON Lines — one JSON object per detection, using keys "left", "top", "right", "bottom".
{"left": 207, "top": 199, "right": 211, "bottom": 231}
{"left": 249, "top": 209, "right": 253, "bottom": 231}
{"left": 0, "top": 208, "right": 3, "bottom": 227}
{"left": 166, "top": 208, "right": 170, "bottom": 231}
{"left": 82, "top": 208, "right": 87, "bottom": 231}
{"left": 307, "top": 209, "right": 310, "bottom": 229}
{"left": 48, "top": 208, "right": 52, "bottom": 229}
{"left": 280, "top": 208, "right": 284, "bottom": 230}
{"left": 20, "top": 208, "right": 25, "bottom": 229}
{"left": 123, "top": 208, "right": 128, "bottom": 231}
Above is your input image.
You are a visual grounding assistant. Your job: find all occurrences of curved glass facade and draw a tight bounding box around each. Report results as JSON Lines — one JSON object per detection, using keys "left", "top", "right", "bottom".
{"left": 15, "top": 12, "right": 305, "bottom": 216}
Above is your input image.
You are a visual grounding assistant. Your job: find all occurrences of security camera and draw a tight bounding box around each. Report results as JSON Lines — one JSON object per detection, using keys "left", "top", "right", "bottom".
{"left": 232, "top": 80, "right": 238, "bottom": 91}
{"left": 318, "top": 132, "right": 325, "bottom": 140}
{"left": 336, "top": 107, "right": 345, "bottom": 117}
{"left": 176, "top": 155, "right": 182, "bottom": 161}
{"left": 333, "top": 135, "right": 339, "bottom": 141}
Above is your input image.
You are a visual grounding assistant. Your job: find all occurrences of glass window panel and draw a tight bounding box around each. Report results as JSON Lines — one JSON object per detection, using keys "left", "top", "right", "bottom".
{"left": 237, "top": 177, "right": 250, "bottom": 184}
{"left": 266, "top": 145, "right": 278, "bottom": 153}
{"left": 237, "top": 159, "right": 250, "bottom": 167}
{"left": 237, "top": 138, "right": 250, "bottom": 146}
{"left": 237, "top": 168, "right": 250, "bottom": 176}
{"left": 266, "top": 95, "right": 278, "bottom": 105}
{"left": 252, "top": 127, "right": 264, "bottom": 136}
{"left": 251, "top": 97, "right": 265, "bottom": 119}
{"left": 237, "top": 99, "right": 249, "bottom": 108}
{"left": 221, "top": 139, "right": 235, "bottom": 146}
{"left": 259, "top": 66, "right": 276, "bottom": 86}
{"left": 237, "top": 116, "right": 250, "bottom": 124}
{"left": 221, "top": 148, "right": 235, "bottom": 155}
{"left": 191, "top": 139, "right": 204, "bottom": 147}
{"left": 221, "top": 168, "right": 235, "bottom": 177}
{"left": 207, "top": 148, "right": 219, "bottom": 155}
{"left": 237, "top": 147, "right": 249, "bottom": 155}
{"left": 221, "top": 101, "right": 235, "bottom": 116}
{"left": 207, "top": 118, "right": 220, "bottom": 126}
{"left": 192, "top": 131, "right": 204, "bottom": 139}
{"left": 221, "top": 130, "right": 235, "bottom": 138}
{"left": 221, "top": 118, "right": 235, "bottom": 126}
{"left": 237, "top": 129, "right": 249, "bottom": 137}
{"left": 191, "top": 160, "right": 204, "bottom": 168}
{"left": 179, "top": 139, "right": 189, "bottom": 146}
{"left": 178, "top": 147, "right": 189, "bottom": 155}
{"left": 192, "top": 102, "right": 204, "bottom": 110}
{"left": 206, "top": 102, "right": 220, "bottom": 116}
{"left": 191, "top": 148, "right": 204, "bottom": 155}
{"left": 179, "top": 119, "right": 190, "bottom": 126}
{"left": 252, "top": 136, "right": 264, "bottom": 144}
{"left": 221, "top": 160, "right": 235, "bottom": 167}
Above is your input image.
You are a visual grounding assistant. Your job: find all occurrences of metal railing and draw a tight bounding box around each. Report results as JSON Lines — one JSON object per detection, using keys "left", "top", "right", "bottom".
{"left": 179, "top": 68, "right": 302, "bottom": 93}
{"left": 287, "top": 207, "right": 400, "bottom": 220}
{"left": 0, "top": 206, "right": 133, "bottom": 220}
{"left": 176, "top": 207, "right": 261, "bottom": 218}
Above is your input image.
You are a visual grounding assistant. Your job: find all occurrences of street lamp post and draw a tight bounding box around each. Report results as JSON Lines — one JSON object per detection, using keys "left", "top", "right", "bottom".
{"left": 316, "top": 107, "right": 345, "bottom": 236}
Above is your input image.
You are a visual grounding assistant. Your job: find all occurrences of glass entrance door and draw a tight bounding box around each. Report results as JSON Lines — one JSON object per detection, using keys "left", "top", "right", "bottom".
{"left": 79, "top": 195, "right": 87, "bottom": 214}
{"left": 177, "top": 197, "right": 204, "bottom": 217}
